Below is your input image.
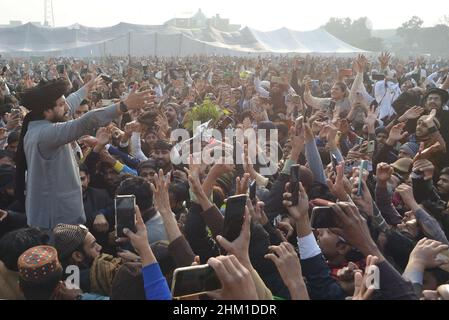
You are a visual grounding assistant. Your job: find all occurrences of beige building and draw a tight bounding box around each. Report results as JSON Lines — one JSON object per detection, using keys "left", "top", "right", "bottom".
{"left": 165, "top": 9, "right": 241, "bottom": 32}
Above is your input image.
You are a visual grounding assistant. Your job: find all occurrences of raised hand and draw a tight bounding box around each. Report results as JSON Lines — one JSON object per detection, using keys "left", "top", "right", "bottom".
{"left": 215, "top": 207, "right": 253, "bottom": 271}
{"left": 422, "top": 109, "right": 438, "bottom": 128}
{"left": 412, "top": 159, "right": 435, "bottom": 181}
{"left": 186, "top": 153, "right": 206, "bottom": 180}
{"left": 155, "top": 113, "right": 170, "bottom": 138}
{"left": 150, "top": 169, "right": 172, "bottom": 215}
{"left": 185, "top": 167, "right": 205, "bottom": 202}
{"left": 376, "top": 162, "right": 394, "bottom": 184}
{"left": 85, "top": 75, "right": 105, "bottom": 93}
{"left": 265, "top": 242, "right": 309, "bottom": 300}
{"left": 352, "top": 54, "right": 367, "bottom": 74}
{"left": 283, "top": 182, "right": 309, "bottom": 222}
{"left": 95, "top": 127, "right": 111, "bottom": 147}
{"left": 365, "top": 106, "right": 379, "bottom": 127}
{"left": 123, "top": 85, "right": 156, "bottom": 111}
{"left": 378, "top": 52, "right": 391, "bottom": 70}
{"left": 124, "top": 120, "right": 142, "bottom": 136}
{"left": 407, "top": 238, "right": 449, "bottom": 271}
{"left": 351, "top": 255, "right": 380, "bottom": 300}
{"left": 398, "top": 106, "right": 424, "bottom": 122}
{"left": 337, "top": 261, "right": 361, "bottom": 296}
{"left": 246, "top": 198, "right": 268, "bottom": 226}
{"left": 235, "top": 173, "right": 251, "bottom": 195}
{"left": 325, "top": 124, "right": 339, "bottom": 149}
{"left": 386, "top": 122, "right": 408, "bottom": 145}
{"left": 413, "top": 141, "right": 444, "bottom": 162}
{"left": 327, "top": 162, "right": 351, "bottom": 202}
{"left": 329, "top": 202, "right": 383, "bottom": 259}
{"left": 357, "top": 54, "right": 368, "bottom": 72}
{"left": 206, "top": 255, "right": 258, "bottom": 300}
{"left": 78, "top": 135, "right": 98, "bottom": 148}
{"left": 123, "top": 206, "right": 149, "bottom": 256}
{"left": 396, "top": 184, "right": 419, "bottom": 210}
{"left": 350, "top": 172, "right": 374, "bottom": 217}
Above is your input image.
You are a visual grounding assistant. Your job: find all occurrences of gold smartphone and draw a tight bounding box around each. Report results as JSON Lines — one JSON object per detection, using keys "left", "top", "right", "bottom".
{"left": 171, "top": 264, "right": 222, "bottom": 300}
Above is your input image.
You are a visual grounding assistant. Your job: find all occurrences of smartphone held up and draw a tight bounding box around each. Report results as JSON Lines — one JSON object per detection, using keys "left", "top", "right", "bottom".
{"left": 222, "top": 194, "right": 247, "bottom": 243}
{"left": 115, "top": 195, "right": 136, "bottom": 238}
{"left": 311, "top": 206, "right": 338, "bottom": 229}
{"left": 290, "top": 165, "right": 301, "bottom": 206}
{"left": 171, "top": 264, "right": 222, "bottom": 299}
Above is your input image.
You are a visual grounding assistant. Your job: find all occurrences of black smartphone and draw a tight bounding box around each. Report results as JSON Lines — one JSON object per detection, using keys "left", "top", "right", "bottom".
{"left": 311, "top": 206, "right": 337, "bottom": 229}
{"left": 249, "top": 181, "right": 256, "bottom": 204}
{"left": 101, "top": 74, "right": 113, "bottom": 84}
{"left": 222, "top": 194, "right": 247, "bottom": 242}
{"left": 290, "top": 165, "right": 301, "bottom": 206}
{"left": 218, "top": 116, "right": 234, "bottom": 130}
{"left": 372, "top": 74, "right": 385, "bottom": 81}
{"left": 115, "top": 195, "right": 136, "bottom": 238}
{"left": 57, "top": 64, "right": 65, "bottom": 74}
{"left": 356, "top": 137, "right": 364, "bottom": 146}
{"left": 171, "top": 265, "right": 222, "bottom": 299}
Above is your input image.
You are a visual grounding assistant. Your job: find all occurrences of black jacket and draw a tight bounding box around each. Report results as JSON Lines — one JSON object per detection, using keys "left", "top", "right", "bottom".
{"left": 82, "top": 187, "right": 114, "bottom": 227}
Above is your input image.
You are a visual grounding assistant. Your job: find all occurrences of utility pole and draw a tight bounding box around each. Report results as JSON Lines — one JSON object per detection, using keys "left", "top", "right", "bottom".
{"left": 44, "top": 0, "right": 55, "bottom": 27}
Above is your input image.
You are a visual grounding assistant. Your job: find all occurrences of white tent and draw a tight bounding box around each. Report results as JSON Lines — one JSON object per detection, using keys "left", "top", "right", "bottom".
{"left": 0, "top": 22, "right": 368, "bottom": 56}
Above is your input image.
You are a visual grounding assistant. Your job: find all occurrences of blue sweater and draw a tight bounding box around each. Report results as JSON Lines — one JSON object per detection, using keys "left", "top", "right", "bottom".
{"left": 142, "top": 263, "right": 172, "bottom": 300}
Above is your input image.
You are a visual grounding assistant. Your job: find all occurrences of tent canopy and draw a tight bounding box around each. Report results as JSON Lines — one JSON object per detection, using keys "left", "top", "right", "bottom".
{"left": 0, "top": 22, "right": 368, "bottom": 56}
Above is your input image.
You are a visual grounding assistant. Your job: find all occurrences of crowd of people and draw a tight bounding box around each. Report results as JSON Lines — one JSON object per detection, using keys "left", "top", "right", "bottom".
{"left": 0, "top": 52, "right": 449, "bottom": 300}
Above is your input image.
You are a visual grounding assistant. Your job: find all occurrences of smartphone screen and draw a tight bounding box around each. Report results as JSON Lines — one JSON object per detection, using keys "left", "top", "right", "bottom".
{"left": 57, "top": 64, "right": 65, "bottom": 74}
{"left": 357, "top": 160, "right": 368, "bottom": 197}
{"left": 115, "top": 195, "right": 136, "bottom": 237}
{"left": 356, "top": 137, "right": 364, "bottom": 146}
{"left": 222, "top": 195, "right": 247, "bottom": 242}
{"left": 171, "top": 265, "right": 222, "bottom": 299}
{"left": 249, "top": 181, "right": 256, "bottom": 204}
{"left": 290, "top": 165, "right": 301, "bottom": 206}
{"left": 311, "top": 207, "right": 337, "bottom": 229}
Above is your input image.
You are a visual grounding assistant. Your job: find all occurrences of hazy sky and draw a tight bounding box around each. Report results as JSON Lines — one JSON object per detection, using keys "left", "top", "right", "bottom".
{"left": 1, "top": 0, "right": 448, "bottom": 31}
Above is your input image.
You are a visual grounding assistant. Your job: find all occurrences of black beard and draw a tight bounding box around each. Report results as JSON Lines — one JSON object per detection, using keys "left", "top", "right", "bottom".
{"left": 78, "top": 254, "right": 95, "bottom": 270}
{"left": 427, "top": 103, "right": 440, "bottom": 111}
{"left": 51, "top": 115, "right": 69, "bottom": 123}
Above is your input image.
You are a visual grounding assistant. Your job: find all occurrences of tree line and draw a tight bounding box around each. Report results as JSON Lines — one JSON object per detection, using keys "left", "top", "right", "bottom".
{"left": 323, "top": 16, "right": 449, "bottom": 57}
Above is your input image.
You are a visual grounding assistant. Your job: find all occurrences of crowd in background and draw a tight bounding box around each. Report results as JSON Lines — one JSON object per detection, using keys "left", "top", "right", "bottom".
{"left": 1, "top": 52, "right": 449, "bottom": 300}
